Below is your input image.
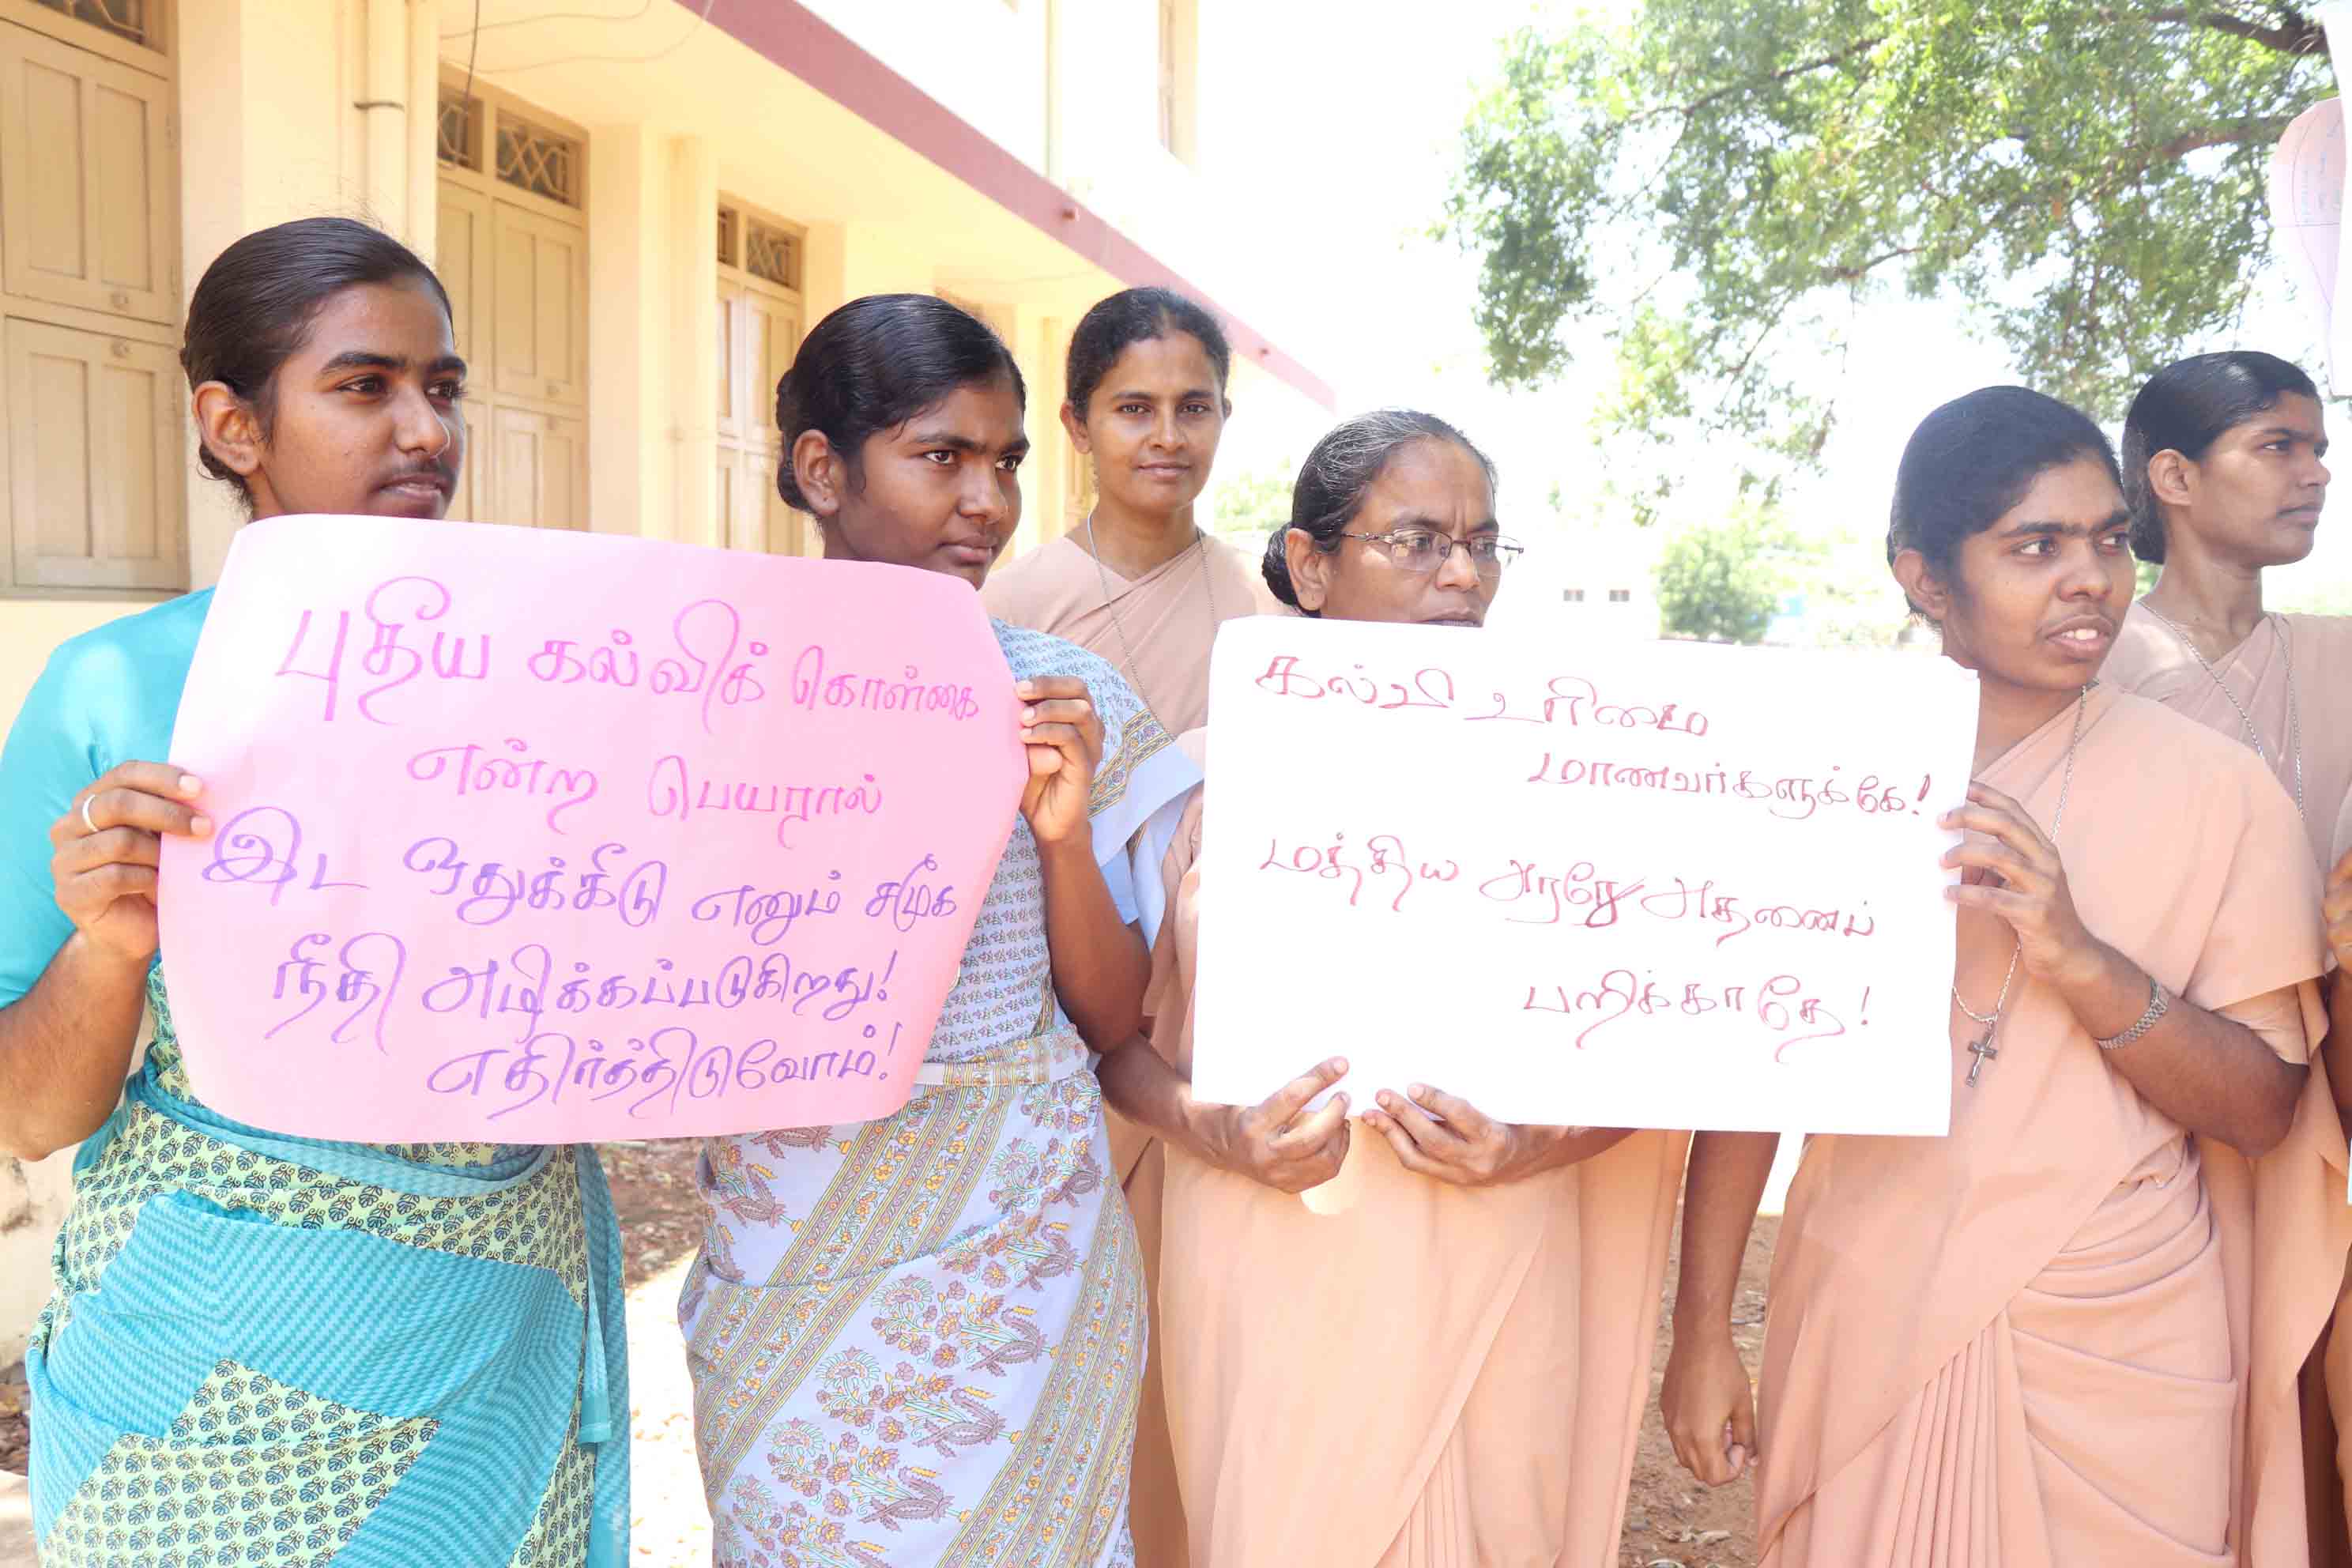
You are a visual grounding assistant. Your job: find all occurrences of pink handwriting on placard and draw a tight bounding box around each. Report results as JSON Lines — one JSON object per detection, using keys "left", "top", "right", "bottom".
{"left": 157, "top": 516, "right": 1027, "bottom": 1144}
{"left": 1193, "top": 615, "right": 1973, "bottom": 1136}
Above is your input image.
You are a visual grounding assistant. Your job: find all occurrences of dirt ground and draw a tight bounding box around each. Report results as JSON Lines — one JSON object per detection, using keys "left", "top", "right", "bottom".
{"left": 597, "top": 1138, "right": 711, "bottom": 1290}
{"left": 0, "top": 1362, "right": 22, "bottom": 1476}
{"left": 1619, "top": 1208, "right": 1776, "bottom": 1568}
{"left": 2, "top": 1141, "right": 1780, "bottom": 1568}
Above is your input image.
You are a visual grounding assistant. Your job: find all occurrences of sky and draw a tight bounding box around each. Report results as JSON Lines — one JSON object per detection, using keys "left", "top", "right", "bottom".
{"left": 1192, "top": 0, "right": 2352, "bottom": 618}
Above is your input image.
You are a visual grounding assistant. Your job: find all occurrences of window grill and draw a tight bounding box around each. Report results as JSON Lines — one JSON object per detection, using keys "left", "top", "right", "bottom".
{"left": 436, "top": 86, "right": 482, "bottom": 172}
{"left": 36, "top": 0, "right": 149, "bottom": 46}
{"left": 496, "top": 112, "right": 580, "bottom": 206}
{"left": 744, "top": 220, "right": 799, "bottom": 289}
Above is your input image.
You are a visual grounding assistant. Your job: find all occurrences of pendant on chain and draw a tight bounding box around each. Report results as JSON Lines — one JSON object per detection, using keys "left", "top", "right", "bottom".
{"left": 1965, "top": 1028, "right": 2000, "bottom": 1086}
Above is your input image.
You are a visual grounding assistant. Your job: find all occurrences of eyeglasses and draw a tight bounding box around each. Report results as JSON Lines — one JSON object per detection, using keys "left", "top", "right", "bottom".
{"left": 1337, "top": 529, "right": 1525, "bottom": 575}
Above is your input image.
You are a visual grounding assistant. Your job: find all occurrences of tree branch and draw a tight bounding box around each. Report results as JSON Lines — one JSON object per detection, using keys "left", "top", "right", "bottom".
{"left": 1633, "top": 36, "right": 1884, "bottom": 128}
{"left": 2141, "top": 7, "right": 2324, "bottom": 54}
{"left": 1825, "top": 244, "right": 1925, "bottom": 285}
{"left": 2150, "top": 115, "right": 2296, "bottom": 158}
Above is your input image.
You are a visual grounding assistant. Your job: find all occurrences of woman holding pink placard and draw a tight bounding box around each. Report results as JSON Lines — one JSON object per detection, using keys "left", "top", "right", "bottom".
{"left": 1088, "top": 409, "right": 1690, "bottom": 1567}
{"left": 680, "top": 293, "right": 1199, "bottom": 1568}
{"left": 0, "top": 218, "right": 630, "bottom": 1566}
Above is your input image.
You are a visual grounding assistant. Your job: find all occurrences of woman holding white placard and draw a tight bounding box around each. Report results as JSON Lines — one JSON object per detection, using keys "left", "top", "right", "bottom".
{"left": 0, "top": 218, "right": 631, "bottom": 1566}
{"left": 678, "top": 292, "right": 1200, "bottom": 1568}
{"left": 1661, "top": 384, "right": 2342, "bottom": 1566}
{"left": 1092, "top": 408, "right": 1691, "bottom": 1567}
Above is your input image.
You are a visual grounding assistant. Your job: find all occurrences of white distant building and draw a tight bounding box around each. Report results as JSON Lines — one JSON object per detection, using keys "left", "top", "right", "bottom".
{"left": 1494, "top": 524, "right": 1662, "bottom": 640}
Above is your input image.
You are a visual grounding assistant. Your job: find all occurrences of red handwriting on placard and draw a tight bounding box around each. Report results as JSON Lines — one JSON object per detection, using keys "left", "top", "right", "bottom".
{"left": 1524, "top": 968, "right": 1851, "bottom": 1059}
{"left": 1637, "top": 877, "right": 1876, "bottom": 947}
{"left": 1525, "top": 755, "right": 1934, "bottom": 824}
{"left": 1250, "top": 654, "right": 1707, "bottom": 735}
{"left": 1476, "top": 858, "right": 1644, "bottom": 927}
{"left": 1252, "top": 656, "right": 1459, "bottom": 710}
{"left": 1256, "top": 832, "right": 1461, "bottom": 913}
{"left": 1468, "top": 673, "right": 1709, "bottom": 733}
{"left": 1255, "top": 838, "right": 1879, "bottom": 949}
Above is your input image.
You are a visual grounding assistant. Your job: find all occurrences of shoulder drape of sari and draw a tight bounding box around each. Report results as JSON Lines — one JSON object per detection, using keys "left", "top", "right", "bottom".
{"left": 2109, "top": 605, "right": 2352, "bottom": 1564}
{"left": 1755, "top": 689, "right": 2346, "bottom": 1566}
{"left": 981, "top": 532, "right": 1280, "bottom": 735}
{"left": 2104, "top": 606, "right": 2352, "bottom": 871}
{"left": 1144, "top": 781, "right": 1688, "bottom": 1568}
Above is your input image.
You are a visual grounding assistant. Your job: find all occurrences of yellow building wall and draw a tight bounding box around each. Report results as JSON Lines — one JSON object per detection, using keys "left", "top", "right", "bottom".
{"left": 0, "top": 0, "right": 1334, "bottom": 1360}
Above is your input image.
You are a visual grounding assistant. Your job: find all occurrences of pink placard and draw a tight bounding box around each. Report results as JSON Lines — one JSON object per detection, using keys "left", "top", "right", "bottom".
{"left": 156, "top": 516, "right": 1026, "bottom": 1143}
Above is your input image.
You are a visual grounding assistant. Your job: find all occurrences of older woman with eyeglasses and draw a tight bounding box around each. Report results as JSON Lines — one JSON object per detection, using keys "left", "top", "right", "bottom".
{"left": 1093, "top": 409, "right": 1691, "bottom": 1567}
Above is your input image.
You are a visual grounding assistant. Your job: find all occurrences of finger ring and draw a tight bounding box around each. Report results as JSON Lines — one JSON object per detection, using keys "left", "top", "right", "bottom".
{"left": 80, "top": 794, "right": 98, "bottom": 835}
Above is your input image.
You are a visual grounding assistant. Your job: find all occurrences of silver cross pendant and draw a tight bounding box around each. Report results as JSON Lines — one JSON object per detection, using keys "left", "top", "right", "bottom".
{"left": 1965, "top": 1028, "right": 2000, "bottom": 1087}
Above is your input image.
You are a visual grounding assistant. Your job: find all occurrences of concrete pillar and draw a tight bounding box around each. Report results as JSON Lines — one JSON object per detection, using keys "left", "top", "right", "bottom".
{"left": 669, "top": 134, "right": 719, "bottom": 548}
{"left": 583, "top": 120, "right": 671, "bottom": 538}
{"left": 405, "top": 0, "right": 443, "bottom": 259}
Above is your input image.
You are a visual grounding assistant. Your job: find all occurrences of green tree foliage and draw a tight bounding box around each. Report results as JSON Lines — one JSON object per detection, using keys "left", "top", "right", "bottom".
{"left": 1203, "top": 465, "right": 1298, "bottom": 547}
{"left": 1655, "top": 506, "right": 1815, "bottom": 642}
{"left": 1439, "top": 4, "right": 2331, "bottom": 447}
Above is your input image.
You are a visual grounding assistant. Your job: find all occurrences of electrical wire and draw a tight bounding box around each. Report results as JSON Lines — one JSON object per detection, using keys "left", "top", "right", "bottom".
{"left": 440, "top": 1, "right": 659, "bottom": 41}
{"left": 488, "top": 0, "right": 717, "bottom": 73}
{"left": 460, "top": 0, "right": 483, "bottom": 129}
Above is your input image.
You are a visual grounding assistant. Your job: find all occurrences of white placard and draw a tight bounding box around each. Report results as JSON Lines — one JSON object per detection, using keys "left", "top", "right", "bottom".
{"left": 2271, "top": 9, "right": 2352, "bottom": 386}
{"left": 1192, "top": 618, "right": 1978, "bottom": 1136}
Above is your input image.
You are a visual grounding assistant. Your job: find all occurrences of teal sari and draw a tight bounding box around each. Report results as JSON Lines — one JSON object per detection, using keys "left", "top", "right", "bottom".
{"left": 2, "top": 593, "right": 628, "bottom": 1566}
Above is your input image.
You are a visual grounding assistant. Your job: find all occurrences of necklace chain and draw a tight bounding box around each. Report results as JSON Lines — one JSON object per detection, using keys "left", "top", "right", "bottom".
{"left": 1951, "top": 684, "right": 2090, "bottom": 1079}
{"left": 1084, "top": 511, "right": 1216, "bottom": 733}
{"left": 2139, "top": 604, "right": 2303, "bottom": 819}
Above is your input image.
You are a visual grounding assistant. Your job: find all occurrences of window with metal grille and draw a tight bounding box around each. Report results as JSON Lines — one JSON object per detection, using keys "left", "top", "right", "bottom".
{"left": 1563, "top": 589, "right": 1585, "bottom": 603}
{"left": 496, "top": 111, "right": 580, "bottom": 206}
{"left": 436, "top": 85, "right": 482, "bottom": 172}
{"left": 35, "top": 0, "right": 148, "bottom": 46}
{"left": 744, "top": 220, "right": 799, "bottom": 290}
{"left": 1608, "top": 588, "right": 1631, "bottom": 603}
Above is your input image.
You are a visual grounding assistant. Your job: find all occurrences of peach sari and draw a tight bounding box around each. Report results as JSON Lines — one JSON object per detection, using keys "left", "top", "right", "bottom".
{"left": 981, "top": 530, "right": 1280, "bottom": 736}
{"left": 2109, "top": 605, "right": 2352, "bottom": 1562}
{"left": 1146, "top": 789, "right": 1689, "bottom": 1566}
{"left": 2102, "top": 606, "right": 2352, "bottom": 870}
{"left": 1755, "top": 689, "right": 2343, "bottom": 1566}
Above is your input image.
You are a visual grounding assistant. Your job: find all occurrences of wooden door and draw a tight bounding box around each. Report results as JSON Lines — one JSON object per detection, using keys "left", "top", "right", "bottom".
{"left": 0, "top": 21, "right": 174, "bottom": 324}
{"left": 492, "top": 200, "right": 587, "bottom": 411}
{"left": 492, "top": 404, "right": 587, "bottom": 530}
{"left": 6, "top": 314, "right": 181, "bottom": 588}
